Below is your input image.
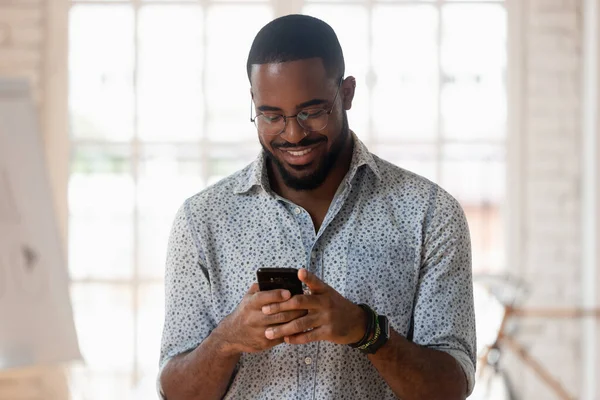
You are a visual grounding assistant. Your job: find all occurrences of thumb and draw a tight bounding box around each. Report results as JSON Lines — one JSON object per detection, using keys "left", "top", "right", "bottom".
{"left": 298, "top": 269, "right": 328, "bottom": 294}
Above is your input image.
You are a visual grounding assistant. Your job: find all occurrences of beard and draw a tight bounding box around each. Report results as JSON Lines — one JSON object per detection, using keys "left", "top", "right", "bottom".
{"left": 261, "top": 110, "right": 351, "bottom": 191}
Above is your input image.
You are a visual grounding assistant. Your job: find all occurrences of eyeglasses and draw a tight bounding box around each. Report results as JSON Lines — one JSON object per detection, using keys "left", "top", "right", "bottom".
{"left": 250, "top": 77, "right": 343, "bottom": 136}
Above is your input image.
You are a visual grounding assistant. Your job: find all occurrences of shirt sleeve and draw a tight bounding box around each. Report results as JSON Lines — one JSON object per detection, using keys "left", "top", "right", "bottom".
{"left": 157, "top": 199, "right": 216, "bottom": 391}
{"left": 412, "top": 187, "right": 477, "bottom": 396}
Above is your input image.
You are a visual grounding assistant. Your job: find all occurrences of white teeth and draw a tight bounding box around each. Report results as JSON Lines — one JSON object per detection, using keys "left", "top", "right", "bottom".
{"left": 287, "top": 148, "right": 313, "bottom": 157}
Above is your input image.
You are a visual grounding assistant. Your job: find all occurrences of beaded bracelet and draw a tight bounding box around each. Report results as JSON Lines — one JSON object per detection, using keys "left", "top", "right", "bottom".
{"left": 359, "top": 316, "right": 381, "bottom": 351}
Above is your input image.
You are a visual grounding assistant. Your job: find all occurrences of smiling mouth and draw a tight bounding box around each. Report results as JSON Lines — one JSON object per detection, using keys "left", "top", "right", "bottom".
{"left": 286, "top": 148, "right": 313, "bottom": 157}
{"left": 275, "top": 140, "right": 325, "bottom": 167}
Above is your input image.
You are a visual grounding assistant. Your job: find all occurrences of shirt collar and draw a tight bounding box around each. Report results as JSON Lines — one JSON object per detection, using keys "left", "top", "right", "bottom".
{"left": 233, "top": 131, "right": 381, "bottom": 195}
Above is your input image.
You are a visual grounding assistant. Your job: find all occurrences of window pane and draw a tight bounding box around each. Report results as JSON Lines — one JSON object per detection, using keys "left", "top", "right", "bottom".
{"left": 137, "top": 144, "right": 204, "bottom": 217}
{"left": 442, "top": 4, "right": 506, "bottom": 74}
{"left": 138, "top": 5, "right": 204, "bottom": 142}
{"left": 205, "top": 5, "right": 273, "bottom": 142}
{"left": 441, "top": 144, "right": 505, "bottom": 272}
{"left": 463, "top": 204, "right": 505, "bottom": 273}
{"left": 138, "top": 217, "right": 172, "bottom": 279}
{"left": 372, "top": 5, "right": 438, "bottom": 140}
{"left": 441, "top": 144, "right": 505, "bottom": 204}
{"left": 136, "top": 283, "right": 164, "bottom": 374}
{"left": 305, "top": 0, "right": 363, "bottom": 2}
{"left": 376, "top": 0, "right": 436, "bottom": 2}
{"left": 69, "top": 5, "right": 134, "bottom": 142}
{"left": 441, "top": 77, "right": 506, "bottom": 139}
{"left": 69, "top": 215, "right": 134, "bottom": 280}
{"left": 137, "top": 144, "right": 204, "bottom": 278}
{"left": 207, "top": 145, "right": 258, "bottom": 185}
{"left": 70, "top": 284, "right": 134, "bottom": 373}
{"left": 441, "top": 4, "right": 506, "bottom": 139}
{"left": 69, "top": 368, "right": 133, "bottom": 400}
{"left": 69, "top": 146, "right": 134, "bottom": 279}
{"left": 302, "top": 5, "right": 369, "bottom": 137}
{"left": 445, "top": 0, "right": 504, "bottom": 3}
{"left": 69, "top": 145, "right": 133, "bottom": 217}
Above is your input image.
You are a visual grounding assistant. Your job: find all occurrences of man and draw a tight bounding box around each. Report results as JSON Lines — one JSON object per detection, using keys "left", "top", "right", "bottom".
{"left": 159, "top": 14, "right": 476, "bottom": 400}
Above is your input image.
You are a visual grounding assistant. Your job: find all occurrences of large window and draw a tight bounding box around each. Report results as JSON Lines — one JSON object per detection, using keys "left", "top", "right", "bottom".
{"left": 67, "top": 1, "right": 506, "bottom": 398}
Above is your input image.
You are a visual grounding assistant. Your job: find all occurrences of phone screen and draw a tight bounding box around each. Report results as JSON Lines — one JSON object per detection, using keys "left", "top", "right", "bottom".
{"left": 256, "top": 268, "right": 303, "bottom": 296}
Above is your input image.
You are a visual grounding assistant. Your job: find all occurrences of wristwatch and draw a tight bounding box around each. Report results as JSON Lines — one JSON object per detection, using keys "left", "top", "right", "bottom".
{"left": 348, "top": 304, "right": 391, "bottom": 355}
{"left": 362, "top": 315, "right": 390, "bottom": 354}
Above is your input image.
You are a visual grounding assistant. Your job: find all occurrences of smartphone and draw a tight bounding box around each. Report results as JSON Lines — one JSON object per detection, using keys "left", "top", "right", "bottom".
{"left": 256, "top": 268, "right": 303, "bottom": 296}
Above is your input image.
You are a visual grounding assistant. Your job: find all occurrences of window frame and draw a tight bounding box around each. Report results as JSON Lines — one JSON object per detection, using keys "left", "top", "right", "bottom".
{"left": 57, "top": 0, "right": 520, "bottom": 396}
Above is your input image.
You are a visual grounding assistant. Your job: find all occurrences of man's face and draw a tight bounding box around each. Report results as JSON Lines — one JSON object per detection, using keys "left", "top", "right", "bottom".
{"left": 250, "top": 58, "right": 352, "bottom": 191}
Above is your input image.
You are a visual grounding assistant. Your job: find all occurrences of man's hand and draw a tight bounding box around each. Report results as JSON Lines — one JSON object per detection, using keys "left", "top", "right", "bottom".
{"left": 216, "top": 283, "right": 308, "bottom": 355}
{"left": 261, "top": 269, "right": 367, "bottom": 345}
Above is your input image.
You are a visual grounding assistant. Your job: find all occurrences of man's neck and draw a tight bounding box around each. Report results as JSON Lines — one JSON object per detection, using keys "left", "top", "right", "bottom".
{"left": 269, "top": 137, "right": 354, "bottom": 216}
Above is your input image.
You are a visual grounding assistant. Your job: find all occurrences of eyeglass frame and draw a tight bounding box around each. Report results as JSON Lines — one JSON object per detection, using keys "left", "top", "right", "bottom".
{"left": 249, "top": 77, "right": 344, "bottom": 136}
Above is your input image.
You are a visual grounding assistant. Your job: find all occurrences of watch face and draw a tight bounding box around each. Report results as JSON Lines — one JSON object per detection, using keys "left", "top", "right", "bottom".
{"left": 376, "top": 315, "right": 388, "bottom": 337}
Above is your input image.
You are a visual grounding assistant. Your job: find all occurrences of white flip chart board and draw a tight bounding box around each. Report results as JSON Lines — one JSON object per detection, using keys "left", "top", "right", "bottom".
{"left": 0, "top": 78, "right": 81, "bottom": 370}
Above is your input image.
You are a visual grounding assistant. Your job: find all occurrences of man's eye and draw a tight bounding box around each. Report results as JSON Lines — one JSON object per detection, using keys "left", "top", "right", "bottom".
{"left": 299, "top": 109, "right": 326, "bottom": 120}
{"left": 263, "top": 115, "right": 283, "bottom": 123}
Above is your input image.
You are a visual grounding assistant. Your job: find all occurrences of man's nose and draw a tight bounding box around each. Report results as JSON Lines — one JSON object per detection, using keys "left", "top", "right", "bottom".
{"left": 279, "top": 116, "right": 306, "bottom": 144}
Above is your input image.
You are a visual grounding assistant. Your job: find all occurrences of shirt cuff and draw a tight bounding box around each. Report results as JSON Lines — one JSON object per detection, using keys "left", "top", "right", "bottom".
{"left": 436, "top": 348, "right": 476, "bottom": 396}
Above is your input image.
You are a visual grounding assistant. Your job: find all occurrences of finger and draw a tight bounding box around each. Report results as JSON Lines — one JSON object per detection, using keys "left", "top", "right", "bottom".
{"left": 263, "top": 310, "right": 308, "bottom": 326}
{"left": 252, "top": 288, "right": 291, "bottom": 307}
{"left": 285, "top": 327, "right": 324, "bottom": 345}
{"left": 298, "top": 269, "right": 328, "bottom": 294}
{"left": 247, "top": 283, "right": 260, "bottom": 295}
{"left": 265, "top": 313, "right": 320, "bottom": 340}
{"left": 265, "top": 337, "right": 286, "bottom": 346}
{"left": 262, "top": 294, "right": 321, "bottom": 315}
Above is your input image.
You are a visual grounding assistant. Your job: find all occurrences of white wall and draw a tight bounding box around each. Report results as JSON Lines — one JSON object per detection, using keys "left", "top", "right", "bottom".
{"left": 509, "top": 0, "right": 594, "bottom": 398}
{"left": 0, "top": 0, "right": 69, "bottom": 243}
{"left": 582, "top": 0, "right": 600, "bottom": 398}
{"left": 0, "top": 0, "right": 70, "bottom": 398}
{"left": 0, "top": 0, "right": 43, "bottom": 101}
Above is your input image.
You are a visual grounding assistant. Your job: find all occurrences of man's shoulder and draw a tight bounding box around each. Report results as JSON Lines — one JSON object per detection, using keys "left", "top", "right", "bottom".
{"left": 371, "top": 154, "right": 436, "bottom": 192}
{"left": 371, "top": 154, "right": 461, "bottom": 209}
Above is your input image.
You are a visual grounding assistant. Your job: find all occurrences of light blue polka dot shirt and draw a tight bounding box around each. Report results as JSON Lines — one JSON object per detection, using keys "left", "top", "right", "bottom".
{"left": 159, "top": 134, "right": 476, "bottom": 399}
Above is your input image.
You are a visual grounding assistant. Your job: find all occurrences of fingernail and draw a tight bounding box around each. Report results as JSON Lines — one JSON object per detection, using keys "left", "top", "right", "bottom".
{"left": 265, "top": 328, "right": 274, "bottom": 339}
{"left": 281, "top": 290, "right": 291, "bottom": 299}
{"left": 262, "top": 305, "right": 270, "bottom": 314}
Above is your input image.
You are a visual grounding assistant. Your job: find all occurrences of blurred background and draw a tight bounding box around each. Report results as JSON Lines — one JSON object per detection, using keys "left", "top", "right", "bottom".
{"left": 0, "top": 0, "right": 598, "bottom": 399}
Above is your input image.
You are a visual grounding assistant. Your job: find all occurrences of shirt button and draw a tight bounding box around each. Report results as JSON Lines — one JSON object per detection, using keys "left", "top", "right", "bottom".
{"left": 304, "top": 357, "right": 312, "bottom": 365}
{"left": 294, "top": 207, "right": 301, "bottom": 215}
{"left": 311, "top": 250, "right": 317, "bottom": 259}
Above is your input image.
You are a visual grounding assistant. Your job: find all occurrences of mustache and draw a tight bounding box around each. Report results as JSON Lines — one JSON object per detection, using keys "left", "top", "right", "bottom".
{"left": 272, "top": 137, "right": 327, "bottom": 149}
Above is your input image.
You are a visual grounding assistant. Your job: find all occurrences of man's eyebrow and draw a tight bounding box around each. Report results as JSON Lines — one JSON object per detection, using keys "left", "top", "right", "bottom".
{"left": 257, "top": 105, "right": 282, "bottom": 112}
{"left": 297, "top": 98, "right": 328, "bottom": 109}
{"left": 256, "top": 98, "right": 329, "bottom": 113}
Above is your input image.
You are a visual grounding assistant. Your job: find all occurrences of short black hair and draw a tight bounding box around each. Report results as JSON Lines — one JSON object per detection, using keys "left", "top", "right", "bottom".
{"left": 246, "top": 14, "right": 345, "bottom": 83}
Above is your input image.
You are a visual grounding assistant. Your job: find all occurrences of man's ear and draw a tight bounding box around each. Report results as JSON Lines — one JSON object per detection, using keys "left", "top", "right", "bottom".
{"left": 341, "top": 76, "right": 356, "bottom": 111}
